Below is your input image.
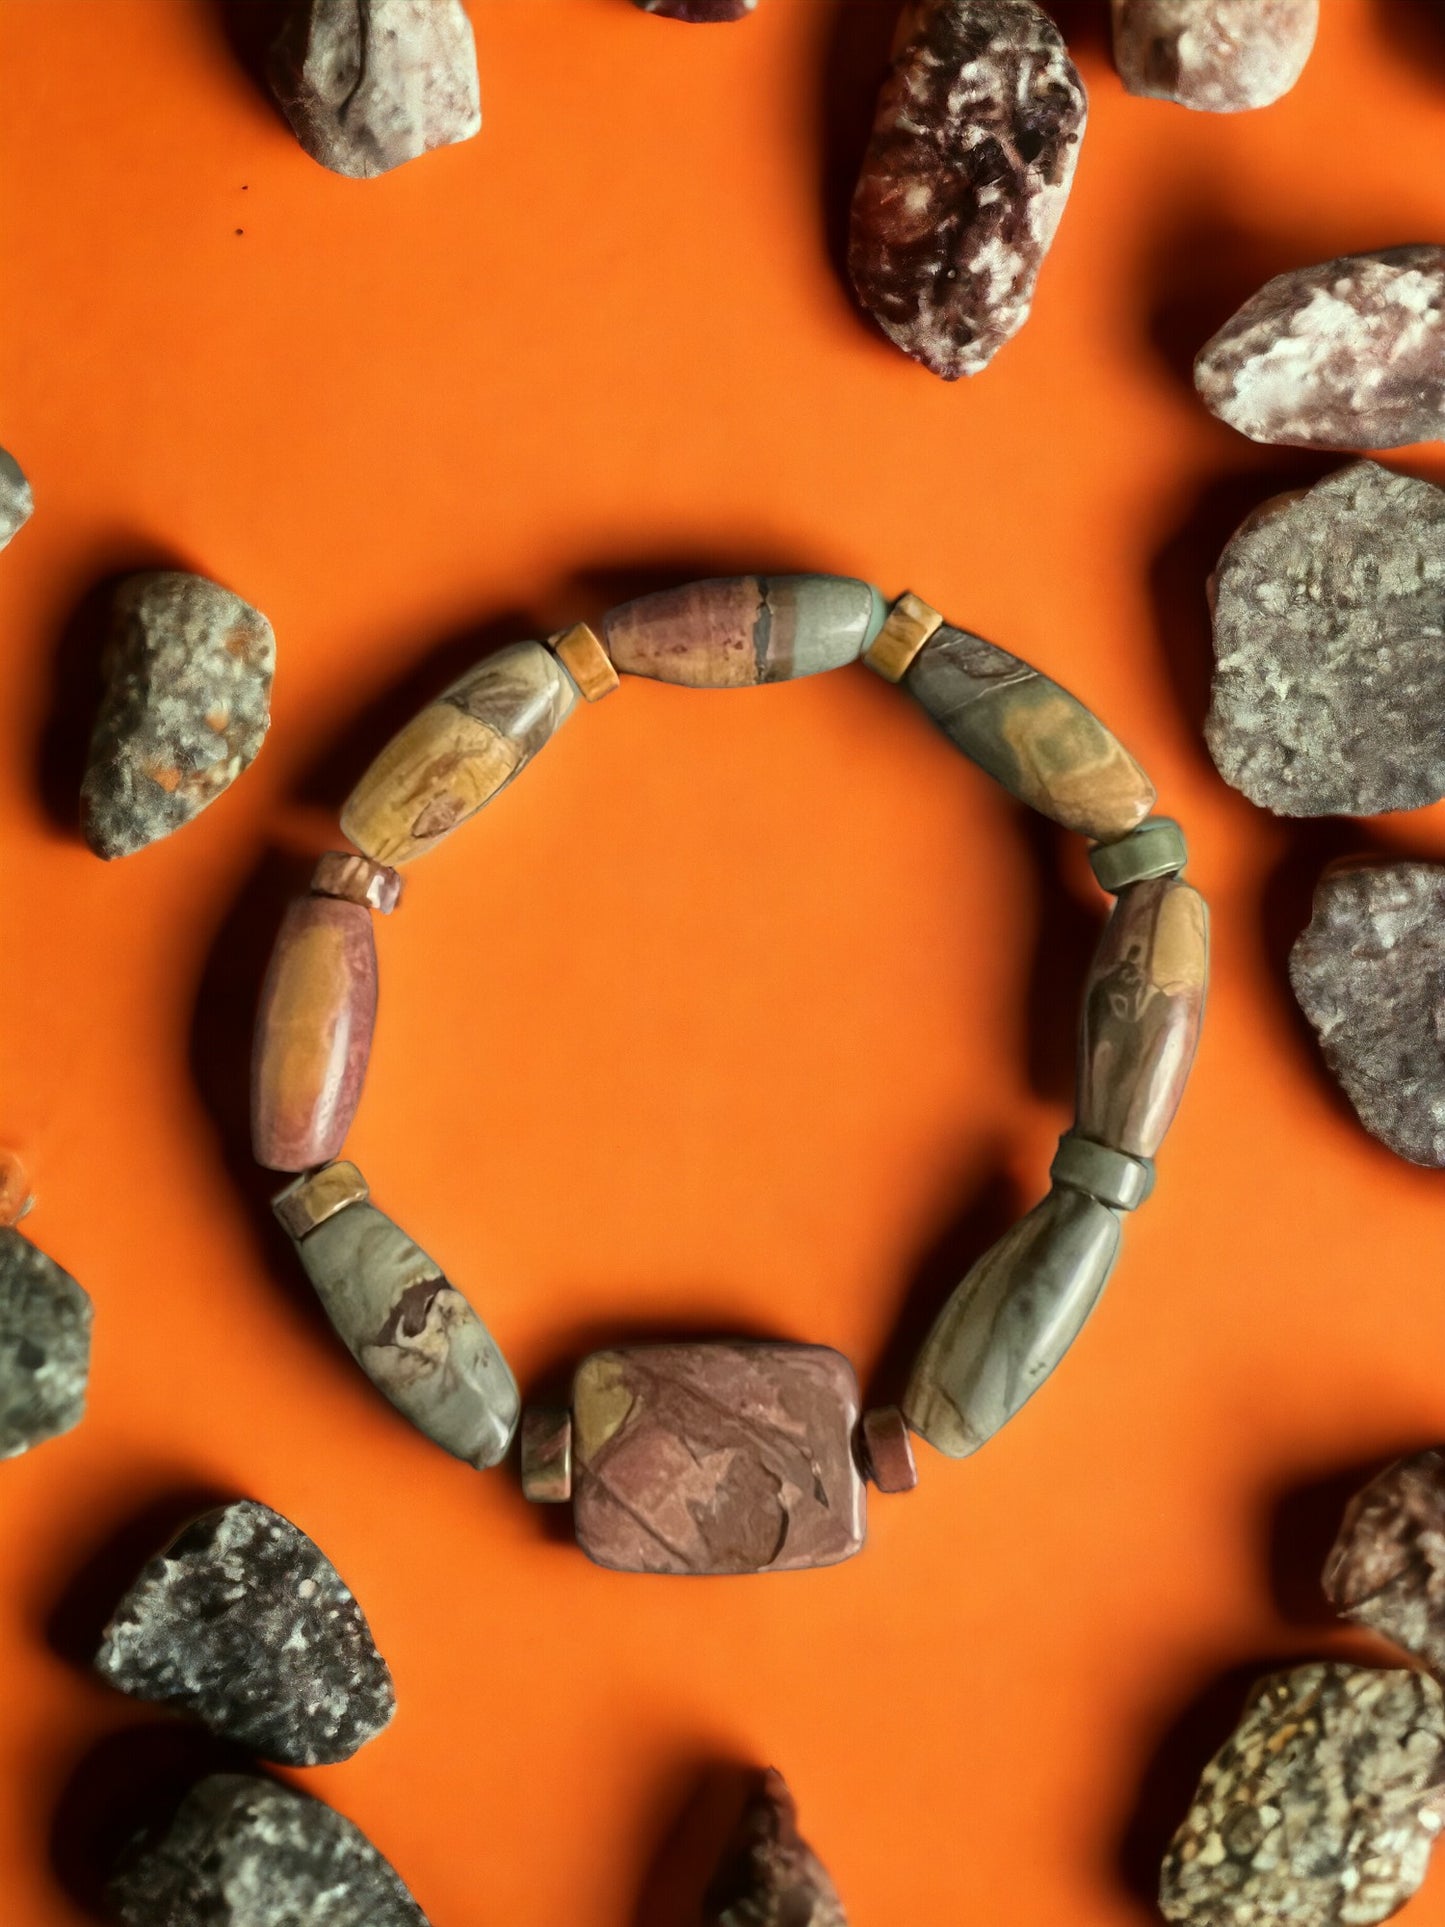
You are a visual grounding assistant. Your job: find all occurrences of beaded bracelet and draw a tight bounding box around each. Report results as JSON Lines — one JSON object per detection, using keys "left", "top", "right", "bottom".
{"left": 252, "top": 576, "right": 1208, "bottom": 1576}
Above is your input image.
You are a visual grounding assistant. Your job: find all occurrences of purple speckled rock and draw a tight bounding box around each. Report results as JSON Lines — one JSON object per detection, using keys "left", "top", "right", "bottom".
{"left": 1112, "top": 0, "right": 1317, "bottom": 112}
{"left": 849, "top": 0, "right": 1087, "bottom": 380}
{"left": 571, "top": 1343, "right": 866, "bottom": 1575}
{"left": 704, "top": 1770, "right": 848, "bottom": 1926}
{"left": 1325, "top": 1452, "right": 1445, "bottom": 1675}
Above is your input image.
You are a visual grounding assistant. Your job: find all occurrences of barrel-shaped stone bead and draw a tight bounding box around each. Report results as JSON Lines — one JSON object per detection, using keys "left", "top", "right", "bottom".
{"left": 904, "top": 624, "right": 1156, "bottom": 839}
{"left": 340, "top": 641, "right": 576, "bottom": 865}
{"left": 1078, "top": 876, "right": 1209, "bottom": 1158}
{"left": 251, "top": 898, "right": 377, "bottom": 1172}
{"left": 601, "top": 575, "right": 886, "bottom": 687}
{"left": 279, "top": 1195, "right": 520, "bottom": 1469}
{"left": 903, "top": 1187, "right": 1122, "bottom": 1459}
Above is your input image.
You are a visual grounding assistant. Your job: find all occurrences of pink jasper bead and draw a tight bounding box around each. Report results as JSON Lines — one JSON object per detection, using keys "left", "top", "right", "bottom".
{"left": 251, "top": 898, "right": 378, "bottom": 1172}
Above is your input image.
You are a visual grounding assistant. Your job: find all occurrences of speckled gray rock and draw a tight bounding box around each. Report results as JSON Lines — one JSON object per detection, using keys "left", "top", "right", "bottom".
{"left": 80, "top": 572, "right": 274, "bottom": 859}
{"left": 270, "top": 0, "right": 481, "bottom": 179}
{"left": 1160, "top": 1663, "right": 1445, "bottom": 1926}
{"left": 0, "top": 1227, "right": 91, "bottom": 1458}
{"left": 703, "top": 1770, "right": 848, "bottom": 1926}
{"left": 110, "top": 1775, "right": 428, "bottom": 1927}
{"left": 1207, "top": 462, "right": 1445, "bottom": 817}
{"left": 1196, "top": 249, "right": 1445, "bottom": 449}
{"left": 95, "top": 1501, "right": 393, "bottom": 1765}
{"left": 1324, "top": 1451, "right": 1445, "bottom": 1674}
{"left": 1290, "top": 862, "right": 1445, "bottom": 1167}
{"left": 0, "top": 446, "right": 33, "bottom": 551}
{"left": 1112, "top": 0, "right": 1317, "bottom": 112}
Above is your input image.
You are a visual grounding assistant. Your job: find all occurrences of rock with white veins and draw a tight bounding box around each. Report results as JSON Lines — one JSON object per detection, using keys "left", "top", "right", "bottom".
{"left": 849, "top": 0, "right": 1087, "bottom": 380}
{"left": 1112, "top": 0, "right": 1317, "bottom": 112}
{"left": 1196, "top": 248, "right": 1445, "bottom": 449}
{"left": 270, "top": 0, "right": 481, "bottom": 179}
{"left": 1290, "top": 861, "right": 1445, "bottom": 1169}
{"left": 95, "top": 1500, "right": 394, "bottom": 1765}
{"left": 110, "top": 1775, "right": 429, "bottom": 1927}
{"left": 0, "top": 1228, "right": 91, "bottom": 1458}
{"left": 1206, "top": 462, "right": 1445, "bottom": 817}
{"left": 0, "top": 447, "right": 32, "bottom": 551}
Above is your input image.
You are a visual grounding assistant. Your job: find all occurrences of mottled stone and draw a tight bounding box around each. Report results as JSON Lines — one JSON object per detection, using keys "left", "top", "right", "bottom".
{"left": 312, "top": 850, "right": 403, "bottom": 913}
{"left": 251, "top": 896, "right": 378, "bottom": 1172}
{"left": 571, "top": 1343, "right": 865, "bottom": 1575}
{"left": 520, "top": 1405, "right": 573, "bottom": 1504}
{"left": 1207, "top": 463, "right": 1445, "bottom": 817}
{"left": 1049, "top": 1132, "right": 1154, "bottom": 1211}
{"left": 110, "top": 1774, "right": 428, "bottom": 1927}
{"left": 341, "top": 641, "right": 575, "bottom": 865}
{"left": 704, "top": 1770, "right": 848, "bottom": 1927}
{"left": 1290, "top": 862, "right": 1445, "bottom": 1167}
{"left": 272, "top": 1160, "right": 370, "bottom": 1240}
{"left": 279, "top": 1195, "right": 519, "bottom": 1468}
{"left": 1197, "top": 249, "right": 1445, "bottom": 449}
{"left": 601, "top": 576, "right": 885, "bottom": 687}
{"left": 0, "top": 446, "right": 33, "bottom": 551}
{"left": 1078, "top": 876, "right": 1208, "bottom": 1158}
{"left": 80, "top": 572, "right": 273, "bottom": 859}
{"left": 860, "top": 1406, "right": 918, "bottom": 1494}
{"left": 861, "top": 590, "right": 944, "bottom": 683}
{"left": 903, "top": 1186, "right": 1121, "bottom": 1459}
{"left": 849, "top": 0, "right": 1086, "bottom": 380}
{"left": 635, "top": 0, "right": 757, "bottom": 18}
{"left": 1324, "top": 1452, "right": 1445, "bottom": 1674}
{"left": 1160, "top": 1663, "right": 1445, "bottom": 1926}
{"left": 905, "top": 622, "right": 1156, "bottom": 838}
{"left": 95, "top": 1501, "right": 393, "bottom": 1766}
{"left": 0, "top": 1150, "right": 34, "bottom": 1227}
{"left": 1112, "top": 0, "right": 1317, "bottom": 112}
{"left": 1090, "top": 817, "right": 1187, "bottom": 894}
{"left": 270, "top": 0, "right": 481, "bottom": 180}
{"left": 549, "top": 621, "right": 620, "bottom": 702}
{"left": 0, "top": 1227, "right": 91, "bottom": 1458}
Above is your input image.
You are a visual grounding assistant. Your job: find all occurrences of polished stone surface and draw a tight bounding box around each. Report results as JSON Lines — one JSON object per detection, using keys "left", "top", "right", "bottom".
{"left": 520, "top": 1405, "right": 573, "bottom": 1504}
{"left": 861, "top": 590, "right": 943, "bottom": 683}
{"left": 703, "top": 1769, "right": 848, "bottom": 1926}
{"left": 635, "top": 0, "right": 757, "bottom": 16}
{"left": 571, "top": 1343, "right": 865, "bottom": 1575}
{"left": 1089, "top": 817, "right": 1187, "bottom": 894}
{"left": 1049, "top": 1133, "right": 1154, "bottom": 1212}
{"left": 95, "top": 1500, "right": 394, "bottom": 1765}
{"left": 549, "top": 620, "right": 619, "bottom": 701}
{"left": 0, "top": 445, "right": 32, "bottom": 551}
{"left": 0, "top": 1228, "right": 91, "bottom": 1458}
{"left": 1325, "top": 1452, "right": 1445, "bottom": 1673}
{"left": 273, "top": 1160, "right": 371, "bottom": 1241}
{"left": 1113, "top": 0, "right": 1317, "bottom": 111}
{"left": 601, "top": 575, "right": 885, "bottom": 687}
{"left": 312, "top": 850, "right": 403, "bottom": 913}
{"left": 0, "top": 1149, "right": 33, "bottom": 1227}
{"left": 860, "top": 1406, "right": 918, "bottom": 1494}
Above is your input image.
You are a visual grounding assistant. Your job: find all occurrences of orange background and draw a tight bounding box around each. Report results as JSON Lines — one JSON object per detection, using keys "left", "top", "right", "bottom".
{"left": 5, "top": 1, "right": 1445, "bottom": 1920}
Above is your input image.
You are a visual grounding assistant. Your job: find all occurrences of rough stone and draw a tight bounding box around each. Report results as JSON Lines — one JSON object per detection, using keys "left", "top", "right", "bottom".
{"left": 0, "top": 446, "right": 33, "bottom": 551}
{"left": 1206, "top": 462, "right": 1445, "bottom": 817}
{"left": 1160, "top": 1663, "right": 1445, "bottom": 1926}
{"left": 1325, "top": 1452, "right": 1445, "bottom": 1673}
{"left": 1290, "top": 861, "right": 1445, "bottom": 1168}
{"left": 1196, "top": 248, "right": 1445, "bottom": 448}
{"left": 0, "top": 1227, "right": 91, "bottom": 1458}
{"left": 703, "top": 1770, "right": 848, "bottom": 1927}
{"left": 271, "top": 0, "right": 480, "bottom": 179}
{"left": 634, "top": 0, "right": 757, "bottom": 17}
{"left": 1112, "top": 0, "right": 1317, "bottom": 112}
{"left": 849, "top": 0, "right": 1086, "bottom": 380}
{"left": 110, "top": 1774, "right": 428, "bottom": 1927}
{"left": 95, "top": 1500, "right": 394, "bottom": 1766}
{"left": 80, "top": 571, "right": 273, "bottom": 859}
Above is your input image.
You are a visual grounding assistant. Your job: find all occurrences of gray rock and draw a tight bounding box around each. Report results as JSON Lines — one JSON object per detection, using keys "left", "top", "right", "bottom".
{"left": 1196, "top": 248, "right": 1445, "bottom": 448}
{"left": 1112, "top": 0, "right": 1317, "bottom": 112}
{"left": 1324, "top": 1451, "right": 1445, "bottom": 1673}
{"left": 0, "top": 446, "right": 33, "bottom": 551}
{"left": 1207, "top": 462, "right": 1445, "bottom": 817}
{"left": 95, "top": 1500, "right": 394, "bottom": 1765}
{"left": 1290, "top": 861, "right": 1445, "bottom": 1168}
{"left": 110, "top": 1774, "right": 429, "bottom": 1926}
{"left": 270, "top": 0, "right": 481, "bottom": 180}
{"left": 80, "top": 571, "right": 274, "bottom": 859}
{"left": 0, "top": 1227, "right": 91, "bottom": 1458}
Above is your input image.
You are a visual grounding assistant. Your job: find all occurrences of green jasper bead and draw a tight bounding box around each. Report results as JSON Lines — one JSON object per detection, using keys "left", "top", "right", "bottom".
{"left": 1090, "top": 816, "right": 1188, "bottom": 894}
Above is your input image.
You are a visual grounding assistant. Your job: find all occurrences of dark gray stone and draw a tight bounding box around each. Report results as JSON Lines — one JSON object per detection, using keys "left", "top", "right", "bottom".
{"left": 95, "top": 1500, "right": 393, "bottom": 1765}
{"left": 703, "top": 1769, "right": 848, "bottom": 1927}
{"left": 0, "top": 1227, "right": 91, "bottom": 1458}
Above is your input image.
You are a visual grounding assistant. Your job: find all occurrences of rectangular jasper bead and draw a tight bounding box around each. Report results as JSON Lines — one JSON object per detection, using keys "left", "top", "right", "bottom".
{"left": 904, "top": 624, "right": 1157, "bottom": 839}
{"left": 340, "top": 641, "right": 576, "bottom": 865}
{"left": 601, "top": 575, "right": 886, "bottom": 686}
{"left": 251, "top": 897, "right": 377, "bottom": 1172}
{"left": 571, "top": 1342, "right": 865, "bottom": 1574}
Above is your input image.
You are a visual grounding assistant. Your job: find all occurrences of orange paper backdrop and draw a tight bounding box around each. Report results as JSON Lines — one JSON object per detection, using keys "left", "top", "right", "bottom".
{"left": 5, "top": 2, "right": 1445, "bottom": 1921}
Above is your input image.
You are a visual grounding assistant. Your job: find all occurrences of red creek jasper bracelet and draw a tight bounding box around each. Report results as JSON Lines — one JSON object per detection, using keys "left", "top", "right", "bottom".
{"left": 251, "top": 576, "right": 1208, "bottom": 1576}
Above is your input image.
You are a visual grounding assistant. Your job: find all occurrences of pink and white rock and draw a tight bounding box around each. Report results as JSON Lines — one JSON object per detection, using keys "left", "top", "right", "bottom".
{"left": 849, "top": 0, "right": 1087, "bottom": 380}
{"left": 1196, "top": 248, "right": 1445, "bottom": 449}
{"left": 1112, "top": 0, "right": 1317, "bottom": 112}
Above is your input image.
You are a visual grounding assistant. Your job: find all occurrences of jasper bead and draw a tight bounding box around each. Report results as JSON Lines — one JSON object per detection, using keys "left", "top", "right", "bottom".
{"left": 520, "top": 1406, "right": 573, "bottom": 1503}
{"left": 311, "top": 851, "right": 402, "bottom": 914}
{"left": 1078, "top": 876, "right": 1209, "bottom": 1159}
{"left": 905, "top": 624, "right": 1156, "bottom": 839}
{"left": 251, "top": 899, "right": 377, "bottom": 1172}
{"left": 861, "top": 1406, "right": 918, "bottom": 1492}
{"left": 549, "top": 621, "right": 619, "bottom": 702}
{"left": 862, "top": 590, "right": 944, "bottom": 683}
{"left": 1050, "top": 1132, "right": 1154, "bottom": 1211}
{"left": 0, "top": 1151, "right": 33, "bottom": 1227}
{"left": 601, "top": 575, "right": 886, "bottom": 687}
{"left": 1089, "top": 816, "right": 1187, "bottom": 894}
{"left": 272, "top": 1161, "right": 369, "bottom": 1241}
{"left": 340, "top": 641, "right": 576, "bottom": 865}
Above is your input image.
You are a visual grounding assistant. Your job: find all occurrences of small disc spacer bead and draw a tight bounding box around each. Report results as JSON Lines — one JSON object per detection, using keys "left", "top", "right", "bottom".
{"left": 861, "top": 1406, "right": 918, "bottom": 1492}
{"left": 550, "top": 621, "right": 620, "bottom": 702}
{"left": 520, "top": 1405, "right": 573, "bottom": 1503}
{"left": 862, "top": 591, "right": 945, "bottom": 683}
{"left": 1050, "top": 1133, "right": 1154, "bottom": 1212}
{"left": 1089, "top": 816, "right": 1187, "bottom": 894}
{"left": 312, "top": 851, "right": 404, "bottom": 914}
{"left": 272, "top": 1160, "right": 370, "bottom": 1240}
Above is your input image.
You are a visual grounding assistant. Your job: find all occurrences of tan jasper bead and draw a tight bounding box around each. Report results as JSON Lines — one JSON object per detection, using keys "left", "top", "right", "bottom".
{"left": 549, "top": 621, "right": 619, "bottom": 702}
{"left": 601, "top": 574, "right": 887, "bottom": 686}
{"left": 1078, "top": 876, "right": 1209, "bottom": 1158}
{"left": 311, "top": 850, "right": 403, "bottom": 914}
{"left": 340, "top": 641, "right": 576, "bottom": 865}
{"left": 251, "top": 898, "right": 378, "bottom": 1172}
{"left": 862, "top": 590, "right": 944, "bottom": 682}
